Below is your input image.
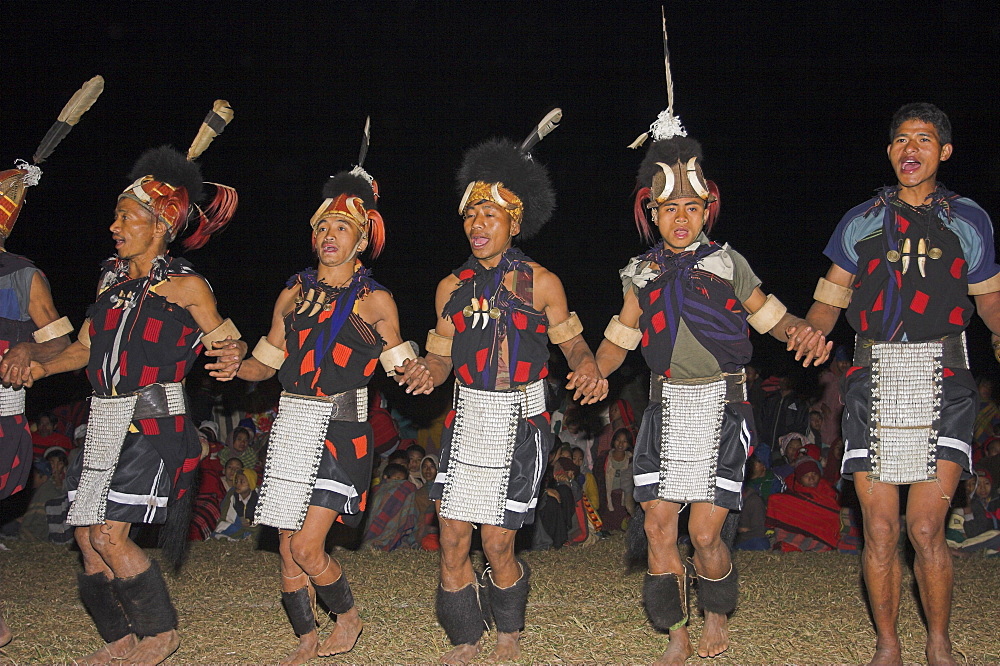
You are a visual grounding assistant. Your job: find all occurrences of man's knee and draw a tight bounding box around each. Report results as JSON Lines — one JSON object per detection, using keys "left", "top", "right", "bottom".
{"left": 906, "top": 517, "right": 945, "bottom": 553}
{"left": 481, "top": 533, "right": 515, "bottom": 566}
{"left": 643, "top": 514, "right": 676, "bottom": 546}
{"left": 690, "top": 528, "right": 722, "bottom": 552}
{"left": 288, "top": 536, "right": 326, "bottom": 573}
{"left": 87, "top": 524, "right": 128, "bottom": 556}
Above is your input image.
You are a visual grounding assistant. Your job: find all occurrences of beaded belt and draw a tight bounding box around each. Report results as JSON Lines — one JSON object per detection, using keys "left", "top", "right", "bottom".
{"left": 649, "top": 370, "right": 747, "bottom": 404}
{"left": 68, "top": 382, "right": 187, "bottom": 526}
{"left": 255, "top": 388, "right": 368, "bottom": 531}
{"left": 854, "top": 333, "right": 967, "bottom": 369}
{"left": 0, "top": 385, "right": 26, "bottom": 417}
{"left": 653, "top": 373, "right": 728, "bottom": 504}
{"left": 440, "top": 380, "right": 545, "bottom": 526}
{"left": 867, "top": 341, "right": 944, "bottom": 484}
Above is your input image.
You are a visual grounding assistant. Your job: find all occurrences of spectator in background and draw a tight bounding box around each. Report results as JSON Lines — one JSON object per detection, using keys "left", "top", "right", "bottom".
{"left": 766, "top": 459, "right": 841, "bottom": 552}
{"left": 592, "top": 399, "right": 637, "bottom": 469}
{"left": 772, "top": 432, "right": 811, "bottom": 481}
{"left": 414, "top": 455, "right": 440, "bottom": 550}
{"left": 745, "top": 364, "right": 766, "bottom": 431}
{"left": 817, "top": 346, "right": 850, "bottom": 446}
{"left": 188, "top": 430, "right": 225, "bottom": 541}
{"left": 735, "top": 482, "right": 769, "bottom": 551}
{"left": 597, "top": 428, "right": 634, "bottom": 532}
{"left": 761, "top": 373, "right": 809, "bottom": 455}
{"left": 218, "top": 425, "right": 258, "bottom": 472}
{"left": 9, "top": 459, "right": 64, "bottom": 541}
{"left": 947, "top": 469, "right": 1000, "bottom": 555}
{"left": 744, "top": 454, "right": 783, "bottom": 505}
{"left": 571, "top": 446, "right": 600, "bottom": 512}
{"left": 405, "top": 444, "right": 426, "bottom": 488}
{"left": 213, "top": 469, "right": 259, "bottom": 541}
{"left": 362, "top": 463, "right": 419, "bottom": 551}
{"left": 30, "top": 411, "right": 72, "bottom": 459}
{"left": 973, "top": 377, "right": 1000, "bottom": 464}
{"left": 221, "top": 457, "right": 244, "bottom": 495}
{"left": 43, "top": 447, "right": 68, "bottom": 489}
{"left": 978, "top": 437, "right": 1000, "bottom": 492}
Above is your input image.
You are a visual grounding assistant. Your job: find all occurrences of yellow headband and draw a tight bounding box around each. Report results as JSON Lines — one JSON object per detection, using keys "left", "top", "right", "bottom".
{"left": 458, "top": 181, "right": 523, "bottom": 227}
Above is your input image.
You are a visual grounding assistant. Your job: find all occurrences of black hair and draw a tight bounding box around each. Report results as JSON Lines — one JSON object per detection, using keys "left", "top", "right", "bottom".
{"left": 890, "top": 103, "right": 952, "bottom": 145}
{"left": 387, "top": 450, "right": 408, "bottom": 465}
{"left": 129, "top": 146, "right": 204, "bottom": 204}
{"left": 321, "top": 171, "right": 377, "bottom": 210}
{"left": 406, "top": 444, "right": 426, "bottom": 458}
{"left": 383, "top": 463, "right": 408, "bottom": 479}
{"left": 44, "top": 449, "right": 69, "bottom": 465}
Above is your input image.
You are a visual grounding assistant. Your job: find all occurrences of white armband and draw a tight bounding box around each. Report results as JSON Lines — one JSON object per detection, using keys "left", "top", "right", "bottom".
{"left": 251, "top": 337, "right": 285, "bottom": 370}
{"left": 201, "top": 318, "right": 241, "bottom": 347}
{"left": 32, "top": 316, "right": 73, "bottom": 343}
{"left": 604, "top": 315, "right": 642, "bottom": 350}
{"left": 380, "top": 341, "right": 419, "bottom": 376}
{"left": 548, "top": 312, "right": 583, "bottom": 345}
{"left": 77, "top": 318, "right": 92, "bottom": 349}
{"left": 747, "top": 294, "right": 788, "bottom": 334}
{"left": 425, "top": 329, "right": 453, "bottom": 357}
{"left": 813, "top": 277, "right": 852, "bottom": 309}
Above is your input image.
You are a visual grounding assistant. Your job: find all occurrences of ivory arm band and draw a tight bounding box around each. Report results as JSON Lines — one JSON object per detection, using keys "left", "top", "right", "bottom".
{"left": 813, "top": 277, "right": 852, "bottom": 308}
{"left": 548, "top": 311, "right": 583, "bottom": 345}
{"left": 33, "top": 316, "right": 73, "bottom": 343}
{"left": 426, "top": 329, "right": 453, "bottom": 357}
{"left": 604, "top": 315, "right": 642, "bottom": 350}
{"left": 380, "top": 341, "right": 418, "bottom": 376}
{"left": 969, "top": 272, "right": 1000, "bottom": 296}
{"left": 747, "top": 294, "right": 788, "bottom": 334}
{"left": 77, "top": 318, "right": 92, "bottom": 349}
{"left": 252, "top": 337, "right": 285, "bottom": 370}
{"left": 201, "top": 318, "right": 241, "bottom": 347}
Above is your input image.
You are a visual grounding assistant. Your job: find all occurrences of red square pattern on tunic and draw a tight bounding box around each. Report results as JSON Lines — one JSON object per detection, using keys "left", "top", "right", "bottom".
{"left": 104, "top": 308, "right": 122, "bottom": 331}
{"left": 119, "top": 351, "right": 128, "bottom": 376}
{"left": 872, "top": 291, "right": 884, "bottom": 312}
{"left": 950, "top": 258, "right": 966, "bottom": 280}
{"left": 332, "top": 343, "right": 352, "bottom": 367}
{"left": 177, "top": 325, "right": 196, "bottom": 347}
{"left": 512, "top": 311, "right": 527, "bottom": 330}
{"left": 363, "top": 358, "right": 378, "bottom": 377}
{"left": 142, "top": 318, "right": 162, "bottom": 343}
{"left": 641, "top": 329, "right": 650, "bottom": 348}
{"left": 300, "top": 349, "right": 315, "bottom": 375}
{"left": 457, "top": 364, "right": 473, "bottom": 384}
{"left": 476, "top": 348, "right": 489, "bottom": 372}
{"left": 173, "top": 360, "right": 187, "bottom": 383}
{"left": 649, "top": 288, "right": 662, "bottom": 305}
{"left": 896, "top": 214, "right": 909, "bottom": 234}
{"left": 650, "top": 311, "right": 666, "bottom": 334}
{"left": 298, "top": 329, "right": 310, "bottom": 350}
{"left": 353, "top": 435, "right": 367, "bottom": 459}
{"left": 725, "top": 298, "right": 737, "bottom": 311}
{"left": 445, "top": 410, "right": 456, "bottom": 429}
{"left": 539, "top": 365, "right": 549, "bottom": 379}
{"left": 535, "top": 323, "right": 546, "bottom": 334}
{"left": 452, "top": 313, "right": 466, "bottom": 333}
{"left": 910, "top": 290, "right": 929, "bottom": 314}
{"left": 867, "top": 258, "right": 880, "bottom": 275}
{"left": 325, "top": 438, "right": 338, "bottom": 459}
{"left": 948, "top": 306, "right": 965, "bottom": 325}
{"left": 139, "top": 418, "right": 159, "bottom": 436}
{"left": 175, "top": 415, "right": 185, "bottom": 432}
{"left": 513, "top": 361, "right": 531, "bottom": 383}
{"left": 860, "top": 310, "right": 869, "bottom": 331}
{"left": 140, "top": 366, "right": 159, "bottom": 386}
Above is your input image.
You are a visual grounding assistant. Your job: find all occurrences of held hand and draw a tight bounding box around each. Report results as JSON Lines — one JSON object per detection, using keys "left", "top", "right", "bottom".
{"left": 19, "top": 361, "right": 47, "bottom": 389}
{"left": 785, "top": 324, "right": 834, "bottom": 367}
{"left": 397, "top": 357, "right": 435, "bottom": 395}
{"left": 205, "top": 337, "right": 248, "bottom": 381}
{"left": 0, "top": 344, "right": 32, "bottom": 389}
{"left": 565, "top": 360, "right": 609, "bottom": 406}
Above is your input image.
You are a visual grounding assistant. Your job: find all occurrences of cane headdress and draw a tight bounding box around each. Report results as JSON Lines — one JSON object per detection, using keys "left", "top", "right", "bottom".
{"left": 1, "top": 76, "right": 105, "bottom": 239}
{"left": 456, "top": 108, "right": 561, "bottom": 240}
{"left": 310, "top": 117, "right": 385, "bottom": 259}
{"left": 630, "top": 10, "right": 719, "bottom": 244}
{"left": 119, "top": 100, "right": 238, "bottom": 250}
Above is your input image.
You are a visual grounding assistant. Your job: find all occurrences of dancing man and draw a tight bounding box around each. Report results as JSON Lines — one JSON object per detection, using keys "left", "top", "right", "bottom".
{"left": 222, "top": 134, "right": 411, "bottom": 664}
{"left": 21, "top": 102, "right": 242, "bottom": 665}
{"left": 594, "top": 71, "right": 829, "bottom": 661}
{"left": 799, "top": 103, "right": 1000, "bottom": 666}
{"left": 399, "top": 111, "right": 607, "bottom": 664}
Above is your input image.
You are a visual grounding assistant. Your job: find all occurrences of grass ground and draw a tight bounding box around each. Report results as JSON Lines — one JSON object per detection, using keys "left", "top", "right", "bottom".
{"left": 1, "top": 534, "right": 998, "bottom": 665}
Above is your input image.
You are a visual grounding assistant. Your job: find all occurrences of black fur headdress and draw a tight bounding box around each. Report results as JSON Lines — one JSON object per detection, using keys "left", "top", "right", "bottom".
{"left": 129, "top": 146, "right": 205, "bottom": 204}
{"left": 636, "top": 136, "right": 704, "bottom": 191}
{"left": 321, "top": 170, "right": 377, "bottom": 211}
{"left": 456, "top": 138, "right": 554, "bottom": 240}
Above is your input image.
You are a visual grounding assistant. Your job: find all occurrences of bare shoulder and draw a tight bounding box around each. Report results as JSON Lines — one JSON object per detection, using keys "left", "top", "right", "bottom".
{"left": 274, "top": 285, "right": 299, "bottom": 317}
{"left": 529, "top": 263, "right": 564, "bottom": 293}
{"left": 358, "top": 288, "right": 398, "bottom": 323}
{"left": 157, "top": 273, "right": 215, "bottom": 308}
{"left": 437, "top": 273, "right": 461, "bottom": 293}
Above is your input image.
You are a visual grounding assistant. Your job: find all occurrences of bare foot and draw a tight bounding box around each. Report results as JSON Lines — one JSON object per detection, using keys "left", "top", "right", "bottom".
{"left": 867, "top": 638, "right": 902, "bottom": 666}
{"left": 280, "top": 630, "right": 319, "bottom": 666}
{"left": 114, "top": 630, "right": 179, "bottom": 666}
{"left": 654, "top": 626, "right": 694, "bottom": 665}
{"left": 441, "top": 642, "right": 480, "bottom": 665}
{"left": 318, "top": 607, "right": 362, "bottom": 657}
{"left": 697, "top": 611, "right": 729, "bottom": 658}
{"left": 488, "top": 631, "right": 521, "bottom": 662}
{"left": 0, "top": 613, "right": 11, "bottom": 648}
{"left": 926, "top": 635, "right": 957, "bottom": 666}
{"left": 74, "top": 635, "right": 138, "bottom": 664}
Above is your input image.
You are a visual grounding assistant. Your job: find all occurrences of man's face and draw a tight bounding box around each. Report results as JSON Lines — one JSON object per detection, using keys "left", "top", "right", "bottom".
{"left": 37, "top": 416, "right": 54, "bottom": 436}
{"left": 655, "top": 197, "right": 708, "bottom": 253}
{"left": 799, "top": 471, "right": 820, "bottom": 488}
{"left": 313, "top": 216, "right": 364, "bottom": 268}
{"left": 463, "top": 200, "right": 518, "bottom": 266}
{"left": 887, "top": 119, "right": 952, "bottom": 193}
{"left": 975, "top": 475, "right": 992, "bottom": 499}
{"left": 406, "top": 450, "right": 422, "bottom": 473}
{"left": 111, "top": 197, "right": 164, "bottom": 260}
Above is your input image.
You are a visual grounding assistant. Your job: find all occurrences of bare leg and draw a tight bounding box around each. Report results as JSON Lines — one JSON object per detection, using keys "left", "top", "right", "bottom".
{"left": 73, "top": 526, "right": 138, "bottom": 664}
{"left": 688, "top": 503, "right": 732, "bottom": 658}
{"left": 906, "top": 461, "right": 962, "bottom": 666}
{"left": 283, "top": 506, "right": 362, "bottom": 658}
{"left": 0, "top": 607, "right": 11, "bottom": 648}
{"left": 481, "top": 525, "right": 521, "bottom": 662}
{"left": 438, "top": 511, "right": 480, "bottom": 665}
{"left": 854, "top": 473, "right": 903, "bottom": 666}
{"left": 643, "top": 500, "right": 694, "bottom": 665}
{"left": 277, "top": 525, "right": 317, "bottom": 666}
{"left": 90, "top": 521, "right": 178, "bottom": 666}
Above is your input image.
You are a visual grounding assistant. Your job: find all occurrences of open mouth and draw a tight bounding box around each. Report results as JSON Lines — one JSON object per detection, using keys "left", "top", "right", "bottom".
{"left": 901, "top": 158, "right": 921, "bottom": 175}
{"left": 471, "top": 236, "right": 489, "bottom": 249}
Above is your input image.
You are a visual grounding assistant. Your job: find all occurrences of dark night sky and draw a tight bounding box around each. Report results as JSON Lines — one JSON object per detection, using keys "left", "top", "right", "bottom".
{"left": 5, "top": 1, "right": 1000, "bottom": 410}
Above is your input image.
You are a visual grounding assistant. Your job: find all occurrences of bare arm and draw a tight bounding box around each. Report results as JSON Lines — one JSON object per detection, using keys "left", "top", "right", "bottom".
{"left": 974, "top": 290, "right": 1000, "bottom": 361}
{"left": 397, "top": 276, "right": 457, "bottom": 394}
{"left": 742, "top": 286, "right": 832, "bottom": 366}
{"left": 595, "top": 289, "right": 642, "bottom": 379}
{"left": 231, "top": 287, "right": 297, "bottom": 383}
{"left": 24, "top": 340, "right": 91, "bottom": 388}
{"left": 536, "top": 268, "right": 608, "bottom": 405}
{"left": 1, "top": 273, "right": 71, "bottom": 385}
{"left": 160, "top": 275, "right": 247, "bottom": 380}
